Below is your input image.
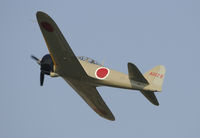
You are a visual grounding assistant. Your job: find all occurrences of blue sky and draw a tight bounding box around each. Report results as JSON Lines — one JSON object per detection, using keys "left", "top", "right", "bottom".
{"left": 0, "top": 0, "right": 200, "bottom": 137}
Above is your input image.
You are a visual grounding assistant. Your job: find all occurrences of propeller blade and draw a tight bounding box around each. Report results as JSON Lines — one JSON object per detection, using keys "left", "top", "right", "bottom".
{"left": 31, "top": 55, "right": 39, "bottom": 61}
{"left": 40, "top": 72, "right": 44, "bottom": 86}
{"left": 31, "top": 55, "right": 41, "bottom": 65}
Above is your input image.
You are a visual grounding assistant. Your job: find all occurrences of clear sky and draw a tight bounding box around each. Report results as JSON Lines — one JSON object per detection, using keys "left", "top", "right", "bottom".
{"left": 0, "top": 0, "right": 200, "bottom": 138}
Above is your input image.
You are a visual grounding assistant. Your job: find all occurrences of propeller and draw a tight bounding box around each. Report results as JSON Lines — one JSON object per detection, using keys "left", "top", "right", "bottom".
{"left": 31, "top": 55, "right": 40, "bottom": 65}
{"left": 31, "top": 54, "right": 54, "bottom": 86}
{"left": 40, "top": 71, "right": 44, "bottom": 86}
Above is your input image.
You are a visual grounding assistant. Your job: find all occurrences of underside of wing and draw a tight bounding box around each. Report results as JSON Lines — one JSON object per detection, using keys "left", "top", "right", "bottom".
{"left": 66, "top": 79, "right": 115, "bottom": 121}
{"left": 36, "top": 11, "right": 87, "bottom": 79}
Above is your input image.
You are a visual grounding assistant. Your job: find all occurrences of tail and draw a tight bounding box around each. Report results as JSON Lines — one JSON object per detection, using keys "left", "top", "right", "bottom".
{"left": 128, "top": 63, "right": 166, "bottom": 106}
{"left": 143, "top": 65, "right": 166, "bottom": 92}
{"left": 141, "top": 65, "right": 166, "bottom": 106}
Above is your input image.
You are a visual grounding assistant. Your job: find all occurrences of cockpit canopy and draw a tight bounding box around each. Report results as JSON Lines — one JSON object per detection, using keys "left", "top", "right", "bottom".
{"left": 77, "top": 56, "right": 102, "bottom": 66}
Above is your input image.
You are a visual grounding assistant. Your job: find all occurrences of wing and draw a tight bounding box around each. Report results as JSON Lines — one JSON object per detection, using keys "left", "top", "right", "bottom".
{"left": 66, "top": 79, "right": 115, "bottom": 121}
{"left": 36, "top": 11, "right": 87, "bottom": 79}
{"left": 36, "top": 11, "right": 115, "bottom": 121}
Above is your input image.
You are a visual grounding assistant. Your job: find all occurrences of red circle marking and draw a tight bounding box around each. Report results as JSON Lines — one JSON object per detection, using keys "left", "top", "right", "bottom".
{"left": 41, "top": 21, "right": 54, "bottom": 32}
{"left": 96, "top": 68, "right": 109, "bottom": 79}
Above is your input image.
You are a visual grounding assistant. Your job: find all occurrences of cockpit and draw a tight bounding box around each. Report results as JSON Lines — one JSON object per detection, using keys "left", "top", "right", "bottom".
{"left": 77, "top": 56, "right": 102, "bottom": 66}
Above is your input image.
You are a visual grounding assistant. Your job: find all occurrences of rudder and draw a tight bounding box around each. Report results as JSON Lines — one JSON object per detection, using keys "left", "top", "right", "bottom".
{"left": 144, "top": 65, "right": 166, "bottom": 91}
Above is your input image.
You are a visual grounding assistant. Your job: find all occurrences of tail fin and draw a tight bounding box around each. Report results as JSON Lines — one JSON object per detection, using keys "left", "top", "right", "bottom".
{"left": 127, "top": 63, "right": 166, "bottom": 106}
{"left": 144, "top": 65, "right": 166, "bottom": 92}
{"left": 140, "top": 65, "right": 165, "bottom": 106}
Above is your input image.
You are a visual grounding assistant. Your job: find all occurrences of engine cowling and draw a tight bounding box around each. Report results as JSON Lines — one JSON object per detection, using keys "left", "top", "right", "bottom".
{"left": 40, "top": 54, "right": 54, "bottom": 75}
{"left": 31, "top": 54, "right": 59, "bottom": 86}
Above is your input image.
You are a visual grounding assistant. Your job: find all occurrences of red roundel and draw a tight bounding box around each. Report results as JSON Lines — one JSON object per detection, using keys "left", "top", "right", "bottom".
{"left": 41, "top": 21, "right": 54, "bottom": 32}
{"left": 95, "top": 67, "right": 110, "bottom": 79}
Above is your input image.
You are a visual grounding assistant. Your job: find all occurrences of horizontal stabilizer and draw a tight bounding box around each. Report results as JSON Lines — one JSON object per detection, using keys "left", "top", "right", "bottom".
{"left": 140, "top": 90, "right": 159, "bottom": 106}
{"left": 128, "top": 63, "right": 149, "bottom": 84}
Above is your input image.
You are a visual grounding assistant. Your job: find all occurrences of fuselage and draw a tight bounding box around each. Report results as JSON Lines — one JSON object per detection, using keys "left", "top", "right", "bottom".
{"left": 78, "top": 59, "right": 152, "bottom": 91}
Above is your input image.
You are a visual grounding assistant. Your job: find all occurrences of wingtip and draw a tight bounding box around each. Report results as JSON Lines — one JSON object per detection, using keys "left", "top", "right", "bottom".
{"left": 103, "top": 115, "right": 115, "bottom": 121}
{"left": 36, "top": 11, "right": 51, "bottom": 20}
{"left": 36, "top": 11, "right": 43, "bottom": 17}
{"left": 105, "top": 113, "right": 115, "bottom": 121}
{"left": 36, "top": 11, "right": 45, "bottom": 16}
{"left": 110, "top": 116, "right": 115, "bottom": 121}
{"left": 154, "top": 102, "right": 159, "bottom": 106}
{"left": 107, "top": 113, "right": 115, "bottom": 121}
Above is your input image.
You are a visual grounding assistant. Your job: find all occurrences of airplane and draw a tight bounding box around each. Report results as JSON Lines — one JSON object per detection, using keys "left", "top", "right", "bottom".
{"left": 31, "top": 11, "right": 166, "bottom": 121}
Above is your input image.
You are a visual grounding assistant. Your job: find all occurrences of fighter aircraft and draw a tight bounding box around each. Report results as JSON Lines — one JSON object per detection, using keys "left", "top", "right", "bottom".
{"left": 31, "top": 11, "right": 166, "bottom": 121}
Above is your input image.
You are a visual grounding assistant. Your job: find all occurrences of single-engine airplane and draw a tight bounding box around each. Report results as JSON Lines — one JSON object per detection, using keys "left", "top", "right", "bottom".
{"left": 32, "top": 11, "right": 166, "bottom": 121}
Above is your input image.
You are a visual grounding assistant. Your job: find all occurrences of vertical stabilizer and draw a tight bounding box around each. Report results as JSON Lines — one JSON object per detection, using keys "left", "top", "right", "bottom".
{"left": 127, "top": 63, "right": 166, "bottom": 106}
{"left": 144, "top": 65, "right": 166, "bottom": 91}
